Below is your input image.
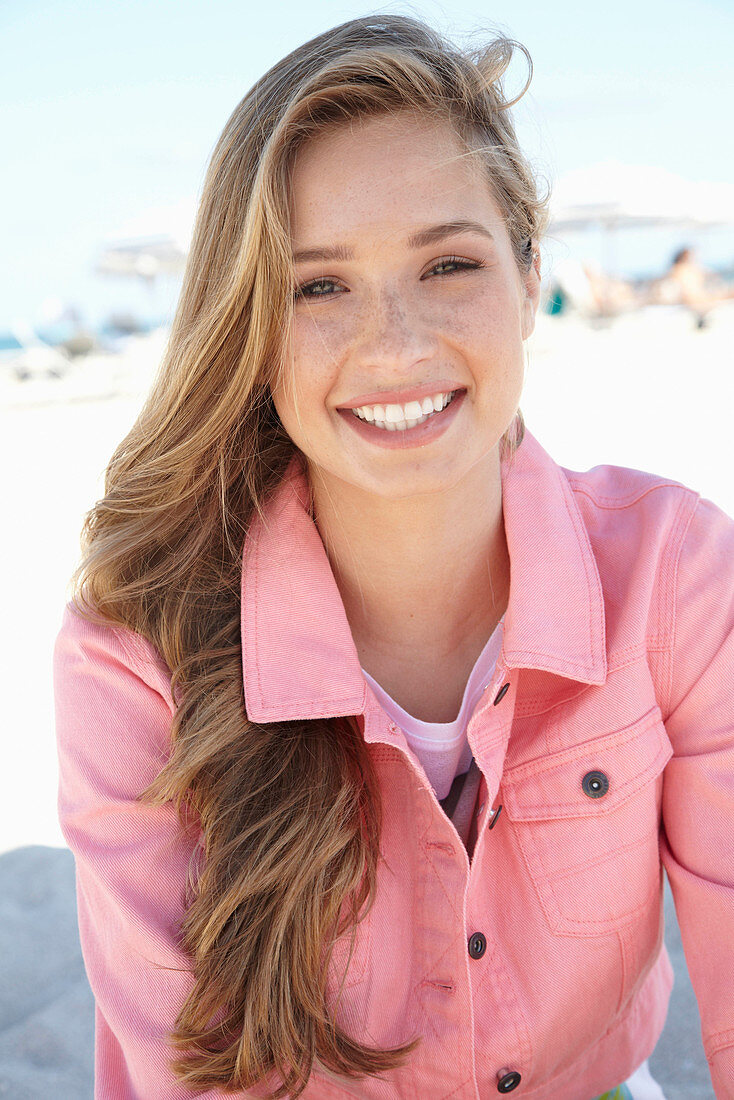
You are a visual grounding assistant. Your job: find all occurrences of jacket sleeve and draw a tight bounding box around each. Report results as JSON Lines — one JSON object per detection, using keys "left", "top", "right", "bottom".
{"left": 659, "top": 496, "right": 734, "bottom": 1097}
{"left": 53, "top": 603, "right": 243, "bottom": 1099}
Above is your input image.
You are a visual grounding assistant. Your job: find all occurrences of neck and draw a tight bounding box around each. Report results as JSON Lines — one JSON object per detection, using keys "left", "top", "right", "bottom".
{"left": 308, "top": 451, "right": 509, "bottom": 719}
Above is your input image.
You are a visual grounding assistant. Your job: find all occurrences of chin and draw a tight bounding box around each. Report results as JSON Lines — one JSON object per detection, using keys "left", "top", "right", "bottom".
{"left": 362, "top": 460, "right": 482, "bottom": 501}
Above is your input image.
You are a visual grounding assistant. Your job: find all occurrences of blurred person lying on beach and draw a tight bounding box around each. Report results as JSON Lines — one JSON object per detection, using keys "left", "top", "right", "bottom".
{"left": 653, "top": 246, "right": 734, "bottom": 328}
{"left": 54, "top": 14, "right": 734, "bottom": 1100}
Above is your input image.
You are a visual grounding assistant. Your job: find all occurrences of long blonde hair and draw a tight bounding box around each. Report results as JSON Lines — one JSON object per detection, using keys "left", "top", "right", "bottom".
{"left": 72, "top": 14, "right": 548, "bottom": 1097}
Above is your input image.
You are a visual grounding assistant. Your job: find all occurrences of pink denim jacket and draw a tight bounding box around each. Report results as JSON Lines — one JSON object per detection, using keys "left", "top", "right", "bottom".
{"left": 54, "top": 427, "right": 734, "bottom": 1099}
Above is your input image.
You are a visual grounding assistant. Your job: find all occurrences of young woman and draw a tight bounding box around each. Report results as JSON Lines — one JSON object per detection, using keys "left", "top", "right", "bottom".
{"left": 54, "top": 15, "right": 734, "bottom": 1100}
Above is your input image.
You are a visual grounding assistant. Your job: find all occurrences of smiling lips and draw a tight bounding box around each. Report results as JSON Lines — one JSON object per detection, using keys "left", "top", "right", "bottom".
{"left": 349, "top": 390, "right": 459, "bottom": 432}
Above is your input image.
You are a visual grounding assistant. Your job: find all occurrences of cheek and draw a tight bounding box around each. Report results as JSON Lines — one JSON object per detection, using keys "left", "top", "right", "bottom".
{"left": 272, "top": 346, "right": 336, "bottom": 434}
{"left": 293, "top": 308, "right": 352, "bottom": 355}
{"left": 288, "top": 318, "right": 347, "bottom": 405}
{"left": 438, "top": 295, "right": 523, "bottom": 358}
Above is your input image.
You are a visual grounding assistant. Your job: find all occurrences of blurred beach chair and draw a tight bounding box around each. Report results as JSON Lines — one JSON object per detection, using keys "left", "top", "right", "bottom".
{"left": 544, "top": 258, "right": 636, "bottom": 325}
{"left": 0, "top": 323, "right": 70, "bottom": 382}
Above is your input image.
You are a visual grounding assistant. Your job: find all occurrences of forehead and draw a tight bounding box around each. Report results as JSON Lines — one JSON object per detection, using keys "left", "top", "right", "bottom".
{"left": 288, "top": 110, "right": 506, "bottom": 242}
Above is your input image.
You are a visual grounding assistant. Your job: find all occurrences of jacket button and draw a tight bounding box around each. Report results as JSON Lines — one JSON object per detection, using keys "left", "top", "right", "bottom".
{"left": 493, "top": 682, "right": 510, "bottom": 705}
{"left": 488, "top": 804, "right": 503, "bottom": 830}
{"left": 468, "top": 931, "right": 487, "bottom": 959}
{"left": 582, "top": 770, "right": 610, "bottom": 798}
{"left": 497, "top": 1070, "right": 522, "bottom": 1092}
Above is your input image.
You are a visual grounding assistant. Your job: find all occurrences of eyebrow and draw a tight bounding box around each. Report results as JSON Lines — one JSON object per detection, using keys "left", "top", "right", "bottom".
{"left": 292, "top": 220, "right": 494, "bottom": 264}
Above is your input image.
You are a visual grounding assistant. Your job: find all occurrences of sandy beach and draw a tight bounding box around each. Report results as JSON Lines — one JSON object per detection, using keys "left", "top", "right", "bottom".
{"left": 2, "top": 303, "right": 730, "bottom": 1097}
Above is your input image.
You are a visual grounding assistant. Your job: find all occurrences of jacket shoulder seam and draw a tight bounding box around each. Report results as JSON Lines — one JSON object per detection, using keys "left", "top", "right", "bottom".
{"left": 705, "top": 1026, "right": 734, "bottom": 1058}
{"left": 566, "top": 477, "right": 698, "bottom": 511}
{"left": 64, "top": 601, "right": 174, "bottom": 703}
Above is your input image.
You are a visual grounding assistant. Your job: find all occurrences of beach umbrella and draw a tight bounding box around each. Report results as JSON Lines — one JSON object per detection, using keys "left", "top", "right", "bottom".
{"left": 549, "top": 162, "right": 734, "bottom": 234}
{"left": 95, "top": 236, "right": 187, "bottom": 283}
{"left": 547, "top": 162, "right": 734, "bottom": 279}
{"left": 94, "top": 198, "right": 195, "bottom": 285}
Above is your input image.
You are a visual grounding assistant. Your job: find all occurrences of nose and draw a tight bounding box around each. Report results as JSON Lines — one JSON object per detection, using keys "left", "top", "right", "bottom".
{"left": 351, "top": 286, "right": 437, "bottom": 373}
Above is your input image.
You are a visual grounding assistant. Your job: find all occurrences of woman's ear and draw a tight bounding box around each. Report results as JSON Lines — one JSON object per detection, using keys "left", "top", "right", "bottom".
{"left": 521, "top": 246, "right": 542, "bottom": 340}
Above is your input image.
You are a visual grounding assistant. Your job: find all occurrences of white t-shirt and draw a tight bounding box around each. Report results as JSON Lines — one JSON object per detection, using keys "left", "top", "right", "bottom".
{"left": 362, "top": 616, "right": 504, "bottom": 799}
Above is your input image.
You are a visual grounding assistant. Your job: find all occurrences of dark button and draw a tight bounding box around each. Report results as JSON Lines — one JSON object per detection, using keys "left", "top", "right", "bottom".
{"left": 582, "top": 770, "right": 610, "bottom": 798}
{"left": 497, "top": 1070, "right": 522, "bottom": 1092}
{"left": 488, "top": 803, "right": 503, "bottom": 830}
{"left": 493, "top": 682, "right": 510, "bottom": 705}
{"left": 468, "top": 931, "right": 487, "bottom": 959}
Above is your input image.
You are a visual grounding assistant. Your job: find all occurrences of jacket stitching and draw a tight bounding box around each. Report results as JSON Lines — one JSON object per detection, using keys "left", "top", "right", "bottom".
{"left": 607, "top": 642, "right": 651, "bottom": 667}
{"left": 439, "top": 1079, "right": 474, "bottom": 1100}
{"left": 561, "top": 468, "right": 602, "bottom": 669}
{"left": 512, "top": 684, "right": 589, "bottom": 719}
{"left": 504, "top": 737, "right": 670, "bottom": 822}
{"left": 615, "top": 926, "right": 628, "bottom": 1018}
{"left": 567, "top": 479, "right": 697, "bottom": 510}
{"left": 247, "top": 529, "right": 264, "bottom": 709}
{"left": 422, "top": 847, "right": 465, "bottom": 927}
{"left": 705, "top": 1027, "right": 734, "bottom": 1057}
{"left": 502, "top": 649, "right": 600, "bottom": 679}
{"left": 502, "top": 708, "right": 664, "bottom": 784}
{"left": 517, "top": 830, "right": 662, "bottom": 933}
{"left": 646, "top": 488, "right": 699, "bottom": 721}
{"left": 484, "top": 934, "right": 535, "bottom": 1075}
{"left": 414, "top": 974, "right": 457, "bottom": 1047}
{"left": 463, "top": 932, "right": 533, "bottom": 1076}
{"left": 413, "top": 786, "right": 467, "bottom": 975}
{"left": 663, "top": 493, "right": 703, "bottom": 722}
{"left": 544, "top": 828, "right": 653, "bottom": 885}
{"left": 506, "top": 736, "right": 668, "bottom": 814}
{"left": 511, "top": 645, "right": 665, "bottom": 719}
{"left": 88, "top": 617, "right": 177, "bottom": 716}
{"left": 516, "top": 958, "right": 667, "bottom": 1096}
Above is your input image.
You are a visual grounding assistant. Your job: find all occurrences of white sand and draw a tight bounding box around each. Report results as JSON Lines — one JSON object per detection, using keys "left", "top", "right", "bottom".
{"left": 2, "top": 304, "right": 729, "bottom": 1097}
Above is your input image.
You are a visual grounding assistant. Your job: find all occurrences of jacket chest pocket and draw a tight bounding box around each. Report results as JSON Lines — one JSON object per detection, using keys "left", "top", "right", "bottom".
{"left": 501, "top": 707, "right": 673, "bottom": 936}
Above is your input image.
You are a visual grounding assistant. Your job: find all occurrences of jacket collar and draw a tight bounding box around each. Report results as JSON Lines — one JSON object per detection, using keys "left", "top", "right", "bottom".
{"left": 241, "top": 428, "right": 607, "bottom": 724}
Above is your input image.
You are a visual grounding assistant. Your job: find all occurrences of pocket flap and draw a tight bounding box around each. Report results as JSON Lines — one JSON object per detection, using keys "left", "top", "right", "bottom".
{"left": 502, "top": 707, "right": 673, "bottom": 821}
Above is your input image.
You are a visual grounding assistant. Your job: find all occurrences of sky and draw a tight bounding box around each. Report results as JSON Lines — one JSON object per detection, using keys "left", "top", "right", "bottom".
{"left": 2, "top": 0, "right": 733, "bottom": 331}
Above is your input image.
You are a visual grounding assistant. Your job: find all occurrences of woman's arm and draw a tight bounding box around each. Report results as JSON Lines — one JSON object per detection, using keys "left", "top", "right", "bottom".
{"left": 54, "top": 604, "right": 224, "bottom": 1099}
{"left": 659, "top": 496, "right": 734, "bottom": 1097}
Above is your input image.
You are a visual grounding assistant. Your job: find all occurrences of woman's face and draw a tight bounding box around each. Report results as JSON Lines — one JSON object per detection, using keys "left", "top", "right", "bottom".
{"left": 272, "top": 110, "right": 540, "bottom": 501}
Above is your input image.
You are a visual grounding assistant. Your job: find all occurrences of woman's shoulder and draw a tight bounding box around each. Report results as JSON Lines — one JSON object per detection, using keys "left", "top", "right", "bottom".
{"left": 561, "top": 458, "right": 733, "bottom": 599}
{"left": 562, "top": 456, "right": 701, "bottom": 513}
{"left": 54, "top": 599, "right": 179, "bottom": 797}
{"left": 561, "top": 457, "right": 726, "bottom": 551}
{"left": 54, "top": 598, "right": 175, "bottom": 708}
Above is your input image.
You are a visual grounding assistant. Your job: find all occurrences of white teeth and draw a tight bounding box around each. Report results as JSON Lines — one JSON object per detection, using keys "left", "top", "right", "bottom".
{"left": 350, "top": 390, "right": 457, "bottom": 430}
